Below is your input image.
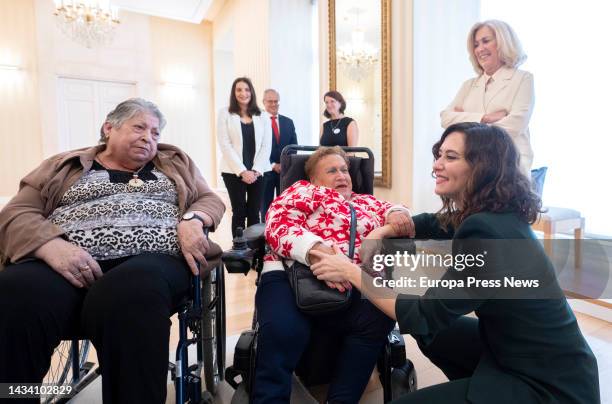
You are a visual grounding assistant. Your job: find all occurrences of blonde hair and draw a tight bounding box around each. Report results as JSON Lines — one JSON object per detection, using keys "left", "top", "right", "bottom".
{"left": 467, "top": 20, "right": 527, "bottom": 75}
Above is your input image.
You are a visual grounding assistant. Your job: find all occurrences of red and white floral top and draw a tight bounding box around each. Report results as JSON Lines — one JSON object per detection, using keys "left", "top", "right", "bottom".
{"left": 262, "top": 180, "right": 406, "bottom": 273}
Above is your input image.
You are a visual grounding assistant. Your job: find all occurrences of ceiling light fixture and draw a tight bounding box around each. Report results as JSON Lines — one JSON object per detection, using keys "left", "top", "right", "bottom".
{"left": 53, "top": 0, "right": 120, "bottom": 49}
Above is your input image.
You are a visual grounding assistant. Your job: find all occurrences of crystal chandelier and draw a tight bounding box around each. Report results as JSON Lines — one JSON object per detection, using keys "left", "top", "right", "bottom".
{"left": 53, "top": 0, "right": 120, "bottom": 49}
{"left": 337, "top": 29, "right": 379, "bottom": 82}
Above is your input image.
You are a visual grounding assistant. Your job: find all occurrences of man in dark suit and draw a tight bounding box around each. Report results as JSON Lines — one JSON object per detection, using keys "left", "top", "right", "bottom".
{"left": 260, "top": 88, "right": 298, "bottom": 221}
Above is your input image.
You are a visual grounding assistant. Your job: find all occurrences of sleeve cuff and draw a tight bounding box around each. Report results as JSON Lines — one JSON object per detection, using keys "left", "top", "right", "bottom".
{"left": 384, "top": 205, "right": 411, "bottom": 221}
{"left": 291, "top": 231, "right": 324, "bottom": 265}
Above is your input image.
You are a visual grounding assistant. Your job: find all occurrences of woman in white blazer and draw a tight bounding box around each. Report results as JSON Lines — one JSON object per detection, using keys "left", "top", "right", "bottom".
{"left": 217, "top": 77, "right": 271, "bottom": 237}
{"left": 441, "top": 20, "right": 534, "bottom": 177}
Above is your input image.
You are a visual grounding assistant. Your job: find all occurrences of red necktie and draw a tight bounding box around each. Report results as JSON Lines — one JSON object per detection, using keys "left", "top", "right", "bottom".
{"left": 271, "top": 116, "right": 280, "bottom": 144}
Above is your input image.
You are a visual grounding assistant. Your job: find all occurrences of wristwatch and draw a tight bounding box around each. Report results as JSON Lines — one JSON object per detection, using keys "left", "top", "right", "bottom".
{"left": 182, "top": 211, "right": 206, "bottom": 226}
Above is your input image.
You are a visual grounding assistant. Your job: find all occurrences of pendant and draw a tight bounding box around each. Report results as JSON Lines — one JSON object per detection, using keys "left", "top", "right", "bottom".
{"left": 333, "top": 128, "right": 340, "bottom": 134}
{"left": 128, "top": 178, "right": 144, "bottom": 188}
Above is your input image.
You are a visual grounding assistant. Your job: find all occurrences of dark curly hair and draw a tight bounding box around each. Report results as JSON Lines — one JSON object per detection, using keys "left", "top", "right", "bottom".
{"left": 434, "top": 122, "right": 541, "bottom": 229}
{"left": 228, "top": 77, "right": 261, "bottom": 117}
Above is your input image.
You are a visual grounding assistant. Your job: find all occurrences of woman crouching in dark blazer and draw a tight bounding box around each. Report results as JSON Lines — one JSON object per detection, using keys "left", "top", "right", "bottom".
{"left": 310, "top": 122, "right": 599, "bottom": 403}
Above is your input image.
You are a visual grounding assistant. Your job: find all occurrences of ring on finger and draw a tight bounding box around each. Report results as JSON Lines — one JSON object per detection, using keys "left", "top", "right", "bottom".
{"left": 80, "top": 265, "right": 91, "bottom": 271}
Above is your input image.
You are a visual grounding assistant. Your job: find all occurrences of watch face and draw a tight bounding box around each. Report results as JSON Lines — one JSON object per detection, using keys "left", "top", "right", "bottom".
{"left": 183, "top": 212, "right": 194, "bottom": 220}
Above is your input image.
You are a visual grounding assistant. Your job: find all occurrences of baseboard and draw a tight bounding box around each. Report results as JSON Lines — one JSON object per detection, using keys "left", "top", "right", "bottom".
{"left": 568, "top": 299, "right": 612, "bottom": 323}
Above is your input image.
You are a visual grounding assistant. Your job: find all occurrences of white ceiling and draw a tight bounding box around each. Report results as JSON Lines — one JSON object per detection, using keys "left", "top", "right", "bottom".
{"left": 112, "top": 0, "right": 221, "bottom": 24}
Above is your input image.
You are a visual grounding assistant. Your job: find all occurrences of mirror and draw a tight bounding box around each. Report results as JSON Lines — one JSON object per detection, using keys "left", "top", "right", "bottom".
{"left": 329, "top": 0, "right": 391, "bottom": 187}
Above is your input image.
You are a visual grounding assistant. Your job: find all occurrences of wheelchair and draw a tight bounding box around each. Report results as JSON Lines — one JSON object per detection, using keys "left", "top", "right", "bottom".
{"left": 222, "top": 145, "right": 417, "bottom": 403}
{"left": 43, "top": 230, "right": 226, "bottom": 404}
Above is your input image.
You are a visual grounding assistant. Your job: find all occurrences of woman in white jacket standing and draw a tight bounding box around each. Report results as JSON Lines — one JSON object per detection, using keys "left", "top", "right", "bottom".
{"left": 217, "top": 77, "right": 271, "bottom": 237}
{"left": 441, "top": 20, "right": 534, "bottom": 177}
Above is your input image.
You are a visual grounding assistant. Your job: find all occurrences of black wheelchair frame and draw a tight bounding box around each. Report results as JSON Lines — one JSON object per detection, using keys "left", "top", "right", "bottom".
{"left": 222, "top": 145, "right": 417, "bottom": 403}
{"left": 44, "top": 230, "right": 226, "bottom": 404}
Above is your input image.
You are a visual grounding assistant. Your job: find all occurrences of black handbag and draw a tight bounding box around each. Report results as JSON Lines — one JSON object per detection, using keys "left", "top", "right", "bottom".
{"left": 284, "top": 204, "right": 357, "bottom": 316}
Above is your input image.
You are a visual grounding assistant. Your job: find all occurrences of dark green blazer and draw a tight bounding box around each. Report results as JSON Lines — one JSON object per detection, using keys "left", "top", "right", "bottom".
{"left": 396, "top": 212, "right": 599, "bottom": 403}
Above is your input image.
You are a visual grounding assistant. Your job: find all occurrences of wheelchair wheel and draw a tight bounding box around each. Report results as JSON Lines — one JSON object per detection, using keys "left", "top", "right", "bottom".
{"left": 390, "top": 360, "right": 417, "bottom": 400}
{"left": 41, "top": 340, "right": 90, "bottom": 403}
{"left": 201, "top": 264, "right": 226, "bottom": 395}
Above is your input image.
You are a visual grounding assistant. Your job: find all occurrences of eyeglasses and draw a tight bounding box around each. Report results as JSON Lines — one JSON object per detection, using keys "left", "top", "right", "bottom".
{"left": 264, "top": 100, "right": 279, "bottom": 104}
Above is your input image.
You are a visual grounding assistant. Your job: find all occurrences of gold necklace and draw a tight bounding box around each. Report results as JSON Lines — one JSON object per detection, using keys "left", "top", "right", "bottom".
{"left": 97, "top": 154, "right": 146, "bottom": 188}
{"left": 128, "top": 168, "right": 145, "bottom": 188}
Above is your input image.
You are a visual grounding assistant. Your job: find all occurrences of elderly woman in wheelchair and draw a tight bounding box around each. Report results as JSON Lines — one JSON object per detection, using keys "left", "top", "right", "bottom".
{"left": 251, "top": 146, "right": 413, "bottom": 403}
{"left": 0, "top": 98, "right": 225, "bottom": 404}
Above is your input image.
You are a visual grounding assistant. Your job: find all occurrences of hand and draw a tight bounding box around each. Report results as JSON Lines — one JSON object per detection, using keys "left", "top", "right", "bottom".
{"left": 358, "top": 238, "right": 384, "bottom": 271}
{"left": 453, "top": 106, "right": 464, "bottom": 112}
{"left": 272, "top": 163, "right": 281, "bottom": 174}
{"left": 364, "top": 224, "right": 397, "bottom": 240}
{"left": 385, "top": 211, "right": 415, "bottom": 237}
{"left": 240, "top": 171, "right": 257, "bottom": 184}
{"left": 34, "top": 238, "right": 103, "bottom": 288}
{"left": 177, "top": 219, "right": 209, "bottom": 275}
{"left": 307, "top": 242, "right": 335, "bottom": 264}
{"left": 324, "top": 280, "right": 352, "bottom": 293}
{"left": 310, "top": 244, "right": 360, "bottom": 286}
{"left": 481, "top": 109, "right": 508, "bottom": 124}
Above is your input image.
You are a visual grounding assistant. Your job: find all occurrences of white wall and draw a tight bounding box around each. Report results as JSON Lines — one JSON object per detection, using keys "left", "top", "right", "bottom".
{"left": 0, "top": 0, "right": 42, "bottom": 197}
{"left": 269, "top": 0, "right": 318, "bottom": 146}
{"left": 411, "top": 0, "right": 480, "bottom": 214}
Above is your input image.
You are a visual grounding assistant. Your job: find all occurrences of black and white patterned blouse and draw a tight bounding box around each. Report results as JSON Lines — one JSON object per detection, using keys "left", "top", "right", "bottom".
{"left": 48, "top": 161, "right": 181, "bottom": 260}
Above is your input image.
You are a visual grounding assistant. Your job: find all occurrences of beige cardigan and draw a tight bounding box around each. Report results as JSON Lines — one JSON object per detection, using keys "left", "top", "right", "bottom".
{"left": 0, "top": 143, "right": 225, "bottom": 266}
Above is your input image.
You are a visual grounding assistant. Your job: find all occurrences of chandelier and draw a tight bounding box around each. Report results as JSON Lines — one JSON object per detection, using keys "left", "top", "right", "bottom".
{"left": 337, "top": 29, "right": 379, "bottom": 82}
{"left": 53, "top": 0, "right": 120, "bottom": 48}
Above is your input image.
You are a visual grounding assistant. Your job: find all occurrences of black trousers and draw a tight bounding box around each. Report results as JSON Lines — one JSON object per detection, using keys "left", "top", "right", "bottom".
{"left": 253, "top": 271, "right": 395, "bottom": 403}
{"left": 392, "top": 316, "right": 481, "bottom": 404}
{"left": 0, "top": 253, "right": 191, "bottom": 404}
{"left": 222, "top": 172, "right": 263, "bottom": 238}
{"left": 261, "top": 170, "right": 280, "bottom": 222}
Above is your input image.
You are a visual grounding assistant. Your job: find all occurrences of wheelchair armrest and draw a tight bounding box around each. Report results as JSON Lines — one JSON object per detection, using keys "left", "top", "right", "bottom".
{"left": 222, "top": 224, "right": 266, "bottom": 275}
{"left": 243, "top": 223, "right": 266, "bottom": 250}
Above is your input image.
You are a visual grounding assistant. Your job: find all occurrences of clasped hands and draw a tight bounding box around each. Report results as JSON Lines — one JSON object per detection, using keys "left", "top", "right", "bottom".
{"left": 240, "top": 170, "right": 261, "bottom": 184}
{"left": 308, "top": 210, "right": 415, "bottom": 290}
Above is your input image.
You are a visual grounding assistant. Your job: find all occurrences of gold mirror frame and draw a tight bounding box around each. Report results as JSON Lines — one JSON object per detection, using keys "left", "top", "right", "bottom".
{"left": 328, "top": 0, "right": 392, "bottom": 188}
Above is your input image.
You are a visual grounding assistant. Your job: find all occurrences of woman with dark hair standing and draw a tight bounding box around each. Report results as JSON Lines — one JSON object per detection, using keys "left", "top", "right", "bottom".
{"left": 217, "top": 77, "right": 271, "bottom": 237}
{"left": 319, "top": 90, "right": 359, "bottom": 147}
{"left": 311, "top": 122, "right": 599, "bottom": 403}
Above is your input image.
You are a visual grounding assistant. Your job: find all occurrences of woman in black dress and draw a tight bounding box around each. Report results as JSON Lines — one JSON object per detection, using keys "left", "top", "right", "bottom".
{"left": 319, "top": 90, "right": 359, "bottom": 147}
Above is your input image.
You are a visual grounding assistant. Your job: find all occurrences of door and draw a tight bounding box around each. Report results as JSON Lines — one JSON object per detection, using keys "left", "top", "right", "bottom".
{"left": 57, "top": 77, "right": 136, "bottom": 151}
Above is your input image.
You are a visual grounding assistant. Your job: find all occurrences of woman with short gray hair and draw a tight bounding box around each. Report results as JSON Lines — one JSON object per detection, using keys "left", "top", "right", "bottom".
{"left": 99, "top": 97, "right": 167, "bottom": 143}
{"left": 440, "top": 20, "right": 535, "bottom": 177}
{"left": 0, "top": 97, "right": 225, "bottom": 403}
